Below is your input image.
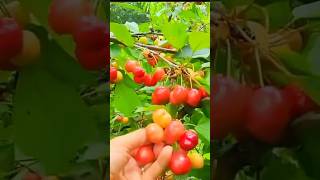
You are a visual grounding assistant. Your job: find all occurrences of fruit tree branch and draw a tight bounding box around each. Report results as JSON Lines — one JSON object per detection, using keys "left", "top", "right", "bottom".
{"left": 134, "top": 44, "right": 179, "bottom": 68}
{"left": 135, "top": 43, "right": 177, "bottom": 53}
{"left": 110, "top": 36, "right": 179, "bottom": 67}
{"left": 131, "top": 32, "right": 163, "bottom": 36}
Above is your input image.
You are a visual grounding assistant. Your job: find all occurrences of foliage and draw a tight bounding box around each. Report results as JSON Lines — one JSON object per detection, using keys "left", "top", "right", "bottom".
{"left": 0, "top": 0, "right": 107, "bottom": 179}
{"left": 110, "top": 2, "right": 210, "bottom": 179}
{"left": 214, "top": 0, "right": 320, "bottom": 180}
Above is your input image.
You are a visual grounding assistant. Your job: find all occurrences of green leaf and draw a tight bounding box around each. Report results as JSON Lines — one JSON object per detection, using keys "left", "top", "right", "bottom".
{"left": 111, "top": 23, "right": 134, "bottom": 47}
{"left": 292, "top": 76, "right": 320, "bottom": 105}
{"left": 273, "top": 46, "right": 315, "bottom": 76}
{"left": 13, "top": 64, "right": 96, "bottom": 174}
{"left": 161, "top": 22, "right": 188, "bottom": 49}
{"left": 189, "top": 32, "right": 210, "bottom": 51}
{"left": 192, "top": 49, "right": 210, "bottom": 58}
{"left": 114, "top": 82, "right": 141, "bottom": 117}
{"left": 20, "top": 1, "right": 76, "bottom": 56}
{"left": 266, "top": 1, "right": 292, "bottom": 30}
{"left": 200, "top": 98, "right": 210, "bottom": 118}
{"left": 304, "top": 33, "right": 320, "bottom": 76}
{"left": 177, "top": 46, "right": 210, "bottom": 59}
{"left": 293, "top": 1, "right": 320, "bottom": 19}
{"left": 125, "top": 22, "right": 139, "bottom": 33}
{"left": 261, "top": 149, "right": 312, "bottom": 180}
{"left": 195, "top": 116, "right": 210, "bottom": 143}
{"left": 234, "top": 166, "right": 256, "bottom": 180}
{"left": 20, "top": 0, "right": 50, "bottom": 27}
{"left": 110, "top": 44, "right": 121, "bottom": 58}
{"left": 112, "top": 2, "right": 145, "bottom": 13}
{"left": 293, "top": 113, "right": 320, "bottom": 179}
{"left": 29, "top": 25, "right": 96, "bottom": 88}
{"left": 0, "top": 141, "right": 14, "bottom": 174}
{"left": 139, "top": 23, "right": 150, "bottom": 32}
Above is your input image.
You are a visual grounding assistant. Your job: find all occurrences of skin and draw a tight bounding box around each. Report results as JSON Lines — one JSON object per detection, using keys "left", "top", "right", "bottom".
{"left": 110, "top": 129, "right": 173, "bottom": 180}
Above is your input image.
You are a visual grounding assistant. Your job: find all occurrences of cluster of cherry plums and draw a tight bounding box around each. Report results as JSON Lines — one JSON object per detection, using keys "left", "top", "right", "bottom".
{"left": 109, "top": 66, "right": 123, "bottom": 84}
{"left": 213, "top": 74, "right": 318, "bottom": 144}
{"left": 125, "top": 60, "right": 166, "bottom": 86}
{"left": 48, "top": 0, "right": 107, "bottom": 71}
{"left": 0, "top": 14, "right": 40, "bottom": 70}
{"left": 152, "top": 85, "right": 208, "bottom": 107}
{"left": 133, "top": 108, "right": 204, "bottom": 175}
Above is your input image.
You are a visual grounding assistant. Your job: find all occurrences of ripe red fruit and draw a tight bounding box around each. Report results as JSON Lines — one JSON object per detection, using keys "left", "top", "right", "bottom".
{"left": 179, "top": 130, "right": 198, "bottom": 151}
{"left": 110, "top": 67, "right": 117, "bottom": 82}
{"left": 246, "top": 86, "right": 291, "bottom": 144}
{"left": 135, "top": 145, "right": 155, "bottom": 166}
{"left": 169, "top": 151, "right": 192, "bottom": 175}
{"left": 153, "top": 68, "right": 166, "bottom": 82}
{"left": 198, "top": 86, "right": 209, "bottom": 98}
{"left": 283, "top": 84, "right": 316, "bottom": 117}
{"left": 75, "top": 46, "right": 106, "bottom": 70}
{"left": 186, "top": 89, "right": 202, "bottom": 107}
{"left": 170, "top": 86, "right": 188, "bottom": 105}
{"left": 212, "top": 75, "right": 252, "bottom": 139}
{"left": 144, "top": 74, "right": 157, "bottom": 86}
{"left": 0, "top": 60, "right": 17, "bottom": 70}
{"left": 125, "top": 60, "right": 138, "bottom": 72}
{"left": 73, "top": 16, "right": 106, "bottom": 49}
{"left": 147, "top": 57, "right": 157, "bottom": 67}
{"left": 152, "top": 86, "right": 170, "bottom": 105}
{"left": 134, "top": 75, "right": 145, "bottom": 84}
{"left": 22, "top": 172, "right": 42, "bottom": 180}
{"left": 48, "top": 0, "right": 93, "bottom": 34}
{"left": 0, "top": 18, "right": 22, "bottom": 63}
{"left": 164, "top": 120, "right": 185, "bottom": 144}
{"left": 133, "top": 67, "right": 145, "bottom": 77}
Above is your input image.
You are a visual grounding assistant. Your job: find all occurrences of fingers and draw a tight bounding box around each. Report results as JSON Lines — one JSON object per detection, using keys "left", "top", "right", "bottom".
{"left": 142, "top": 145, "right": 173, "bottom": 180}
{"left": 111, "top": 128, "right": 149, "bottom": 151}
{"left": 110, "top": 149, "right": 131, "bottom": 177}
{"left": 124, "top": 158, "right": 142, "bottom": 179}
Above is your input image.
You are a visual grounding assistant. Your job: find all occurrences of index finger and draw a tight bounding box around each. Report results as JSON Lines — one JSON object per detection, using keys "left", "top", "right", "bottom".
{"left": 111, "top": 128, "right": 149, "bottom": 151}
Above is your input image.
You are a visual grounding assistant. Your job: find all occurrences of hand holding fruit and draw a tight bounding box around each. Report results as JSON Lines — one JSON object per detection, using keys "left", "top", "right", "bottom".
{"left": 110, "top": 129, "right": 173, "bottom": 180}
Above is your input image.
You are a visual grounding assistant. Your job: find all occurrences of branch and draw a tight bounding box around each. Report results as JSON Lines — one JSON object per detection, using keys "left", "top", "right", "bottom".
{"left": 110, "top": 37, "right": 179, "bottom": 67}
{"left": 110, "top": 37, "right": 178, "bottom": 53}
{"left": 135, "top": 43, "right": 177, "bottom": 53}
{"left": 131, "top": 32, "right": 163, "bottom": 37}
{"left": 134, "top": 44, "right": 179, "bottom": 68}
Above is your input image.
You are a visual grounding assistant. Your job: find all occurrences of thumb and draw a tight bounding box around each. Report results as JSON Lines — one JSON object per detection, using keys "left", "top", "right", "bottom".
{"left": 142, "top": 145, "right": 173, "bottom": 180}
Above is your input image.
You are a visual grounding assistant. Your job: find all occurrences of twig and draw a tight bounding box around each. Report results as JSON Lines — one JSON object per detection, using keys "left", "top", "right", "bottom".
{"left": 131, "top": 32, "right": 163, "bottom": 36}
{"left": 135, "top": 43, "right": 177, "bottom": 53}
{"left": 134, "top": 44, "right": 179, "bottom": 68}
{"left": 110, "top": 37, "right": 177, "bottom": 53}
{"left": 266, "top": 52, "right": 293, "bottom": 76}
{"left": 254, "top": 48, "right": 264, "bottom": 87}
{"left": 226, "top": 39, "right": 232, "bottom": 77}
{"left": 235, "top": 24, "right": 255, "bottom": 44}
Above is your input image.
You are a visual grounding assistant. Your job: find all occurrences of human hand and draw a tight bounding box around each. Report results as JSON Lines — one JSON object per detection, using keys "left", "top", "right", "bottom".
{"left": 110, "top": 129, "right": 173, "bottom": 180}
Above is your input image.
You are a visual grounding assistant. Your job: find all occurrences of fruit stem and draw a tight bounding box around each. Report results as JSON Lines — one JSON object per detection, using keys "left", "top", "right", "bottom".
{"left": 226, "top": 39, "right": 232, "bottom": 77}
{"left": 266, "top": 53, "right": 293, "bottom": 76}
{"left": 135, "top": 45, "right": 179, "bottom": 68}
{"left": 94, "top": 0, "right": 101, "bottom": 16}
{"left": 254, "top": 48, "right": 264, "bottom": 87}
{"left": 235, "top": 25, "right": 255, "bottom": 44}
